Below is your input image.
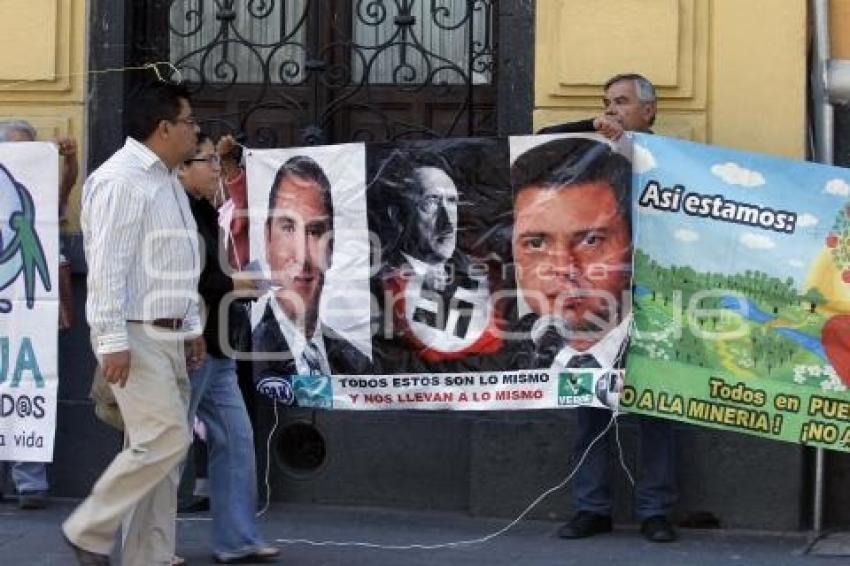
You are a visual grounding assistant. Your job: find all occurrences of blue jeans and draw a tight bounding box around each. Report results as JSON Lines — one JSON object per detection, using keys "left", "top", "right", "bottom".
{"left": 189, "top": 356, "right": 266, "bottom": 557}
{"left": 5, "top": 461, "right": 48, "bottom": 493}
{"left": 573, "top": 407, "right": 677, "bottom": 520}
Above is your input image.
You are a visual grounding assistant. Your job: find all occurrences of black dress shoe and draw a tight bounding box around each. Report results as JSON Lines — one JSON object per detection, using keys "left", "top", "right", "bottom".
{"left": 641, "top": 515, "right": 677, "bottom": 542}
{"left": 63, "top": 534, "right": 111, "bottom": 565}
{"left": 557, "top": 511, "right": 613, "bottom": 539}
{"left": 18, "top": 491, "right": 48, "bottom": 510}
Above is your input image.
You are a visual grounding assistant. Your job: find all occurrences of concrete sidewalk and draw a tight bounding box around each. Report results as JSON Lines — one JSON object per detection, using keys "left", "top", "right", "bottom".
{"left": 0, "top": 497, "right": 840, "bottom": 566}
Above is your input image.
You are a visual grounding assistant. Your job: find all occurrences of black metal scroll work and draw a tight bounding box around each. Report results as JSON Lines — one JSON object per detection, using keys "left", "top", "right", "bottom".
{"left": 167, "top": 0, "right": 496, "bottom": 145}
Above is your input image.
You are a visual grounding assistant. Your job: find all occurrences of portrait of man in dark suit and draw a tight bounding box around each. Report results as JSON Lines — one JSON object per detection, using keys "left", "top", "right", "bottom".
{"left": 252, "top": 155, "right": 370, "bottom": 404}
{"left": 517, "top": 79, "right": 677, "bottom": 545}
{"left": 507, "top": 136, "right": 632, "bottom": 400}
{"left": 367, "top": 141, "right": 511, "bottom": 371}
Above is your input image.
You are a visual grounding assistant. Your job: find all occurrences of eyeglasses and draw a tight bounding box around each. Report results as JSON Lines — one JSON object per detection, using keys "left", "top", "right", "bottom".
{"left": 173, "top": 116, "right": 198, "bottom": 128}
{"left": 186, "top": 154, "right": 221, "bottom": 166}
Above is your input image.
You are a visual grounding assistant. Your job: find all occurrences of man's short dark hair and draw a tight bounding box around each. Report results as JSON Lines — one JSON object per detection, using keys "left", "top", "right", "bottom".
{"left": 374, "top": 150, "right": 456, "bottom": 259}
{"left": 510, "top": 137, "right": 631, "bottom": 231}
{"left": 381, "top": 150, "right": 455, "bottom": 216}
{"left": 125, "top": 79, "right": 191, "bottom": 142}
{"left": 267, "top": 155, "right": 334, "bottom": 229}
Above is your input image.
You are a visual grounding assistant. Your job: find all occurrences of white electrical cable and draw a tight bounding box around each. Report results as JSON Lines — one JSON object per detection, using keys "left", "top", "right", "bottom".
{"left": 255, "top": 400, "right": 280, "bottom": 518}
{"left": 613, "top": 414, "right": 636, "bottom": 487}
{"left": 270, "top": 411, "right": 619, "bottom": 550}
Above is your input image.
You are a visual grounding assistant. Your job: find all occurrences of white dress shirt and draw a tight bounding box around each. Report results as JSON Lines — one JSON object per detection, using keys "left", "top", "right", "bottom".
{"left": 82, "top": 137, "right": 201, "bottom": 354}
{"left": 268, "top": 296, "right": 331, "bottom": 375}
{"left": 532, "top": 314, "right": 632, "bottom": 372}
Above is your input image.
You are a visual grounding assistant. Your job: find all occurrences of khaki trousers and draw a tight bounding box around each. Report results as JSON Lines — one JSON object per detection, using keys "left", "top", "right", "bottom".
{"left": 63, "top": 324, "right": 192, "bottom": 566}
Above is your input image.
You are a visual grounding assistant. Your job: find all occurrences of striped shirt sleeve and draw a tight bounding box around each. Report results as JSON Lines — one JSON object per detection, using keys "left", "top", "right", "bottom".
{"left": 84, "top": 177, "right": 148, "bottom": 354}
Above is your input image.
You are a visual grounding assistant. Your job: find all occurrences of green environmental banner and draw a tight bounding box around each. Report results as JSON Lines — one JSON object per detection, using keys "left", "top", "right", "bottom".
{"left": 626, "top": 133, "right": 850, "bottom": 452}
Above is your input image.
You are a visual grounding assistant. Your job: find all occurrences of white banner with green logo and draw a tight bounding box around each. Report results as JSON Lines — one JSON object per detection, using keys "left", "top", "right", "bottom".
{"left": 0, "top": 142, "right": 58, "bottom": 461}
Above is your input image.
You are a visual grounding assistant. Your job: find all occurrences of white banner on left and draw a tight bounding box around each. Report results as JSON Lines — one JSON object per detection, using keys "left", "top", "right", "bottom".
{"left": 0, "top": 141, "right": 58, "bottom": 462}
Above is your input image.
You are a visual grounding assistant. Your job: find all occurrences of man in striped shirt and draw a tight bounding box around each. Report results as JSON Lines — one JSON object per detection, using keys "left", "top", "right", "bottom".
{"left": 62, "top": 79, "right": 205, "bottom": 566}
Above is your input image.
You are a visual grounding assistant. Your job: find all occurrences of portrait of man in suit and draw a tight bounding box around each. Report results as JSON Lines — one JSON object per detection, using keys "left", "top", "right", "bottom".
{"left": 252, "top": 155, "right": 369, "bottom": 404}
{"left": 508, "top": 136, "right": 632, "bottom": 399}
{"left": 369, "top": 144, "right": 509, "bottom": 370}
{"left": 393, "top": 164, "right": 459, "bottom": 267}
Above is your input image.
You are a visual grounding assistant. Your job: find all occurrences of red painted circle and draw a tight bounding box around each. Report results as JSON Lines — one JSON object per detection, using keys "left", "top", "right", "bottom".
{"left": 822, "top": 315, "right": 850, "bottom": 386}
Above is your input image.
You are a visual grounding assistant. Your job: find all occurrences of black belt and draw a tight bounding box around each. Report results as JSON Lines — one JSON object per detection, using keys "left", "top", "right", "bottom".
{"left": 127, "top": 318, "right": 184, "bottom": 331}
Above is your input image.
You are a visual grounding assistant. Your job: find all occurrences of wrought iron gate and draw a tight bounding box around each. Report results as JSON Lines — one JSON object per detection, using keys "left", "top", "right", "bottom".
{"left": 131, "top": 0, "right": 497, "bottom": 146}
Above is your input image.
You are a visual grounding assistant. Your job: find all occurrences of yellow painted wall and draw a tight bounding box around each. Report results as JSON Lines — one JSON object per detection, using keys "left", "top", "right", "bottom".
{"left": 0, "top": 0, "right": 87, "bottom": 232}
{"left": 534, "top": 0, "right": 807, "bottom": 159}
{"left": 831, "top": 0, "right": 850, "bottom": 59}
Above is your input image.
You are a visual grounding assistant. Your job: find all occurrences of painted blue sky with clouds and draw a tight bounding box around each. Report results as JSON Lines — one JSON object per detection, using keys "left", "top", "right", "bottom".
{"left": 631, "top": 133, "right": 850, "bottom": 291}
